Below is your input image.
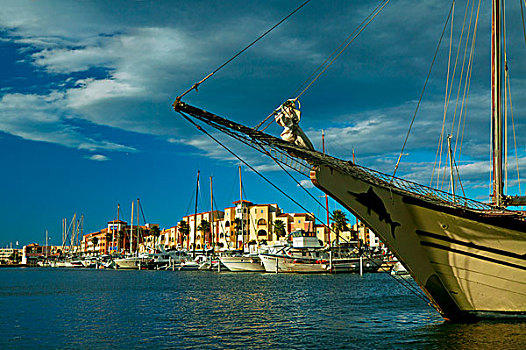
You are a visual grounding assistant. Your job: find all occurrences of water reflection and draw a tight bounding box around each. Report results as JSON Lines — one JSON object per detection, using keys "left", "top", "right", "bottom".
{"left": 415, "top": 320, "right": 526, "bottom": 349}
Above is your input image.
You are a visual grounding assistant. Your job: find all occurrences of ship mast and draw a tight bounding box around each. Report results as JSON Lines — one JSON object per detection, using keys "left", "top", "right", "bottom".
{"left": 491, "top": 0, "right": 503, "bottom": 206}
{"left": 322, "top": 130, "right": 330, "bottom": 244}
{"left": 239, "top": 165, "right": 244, "bottom": 252}
{"left": 193, "top": 170, "right": 200, "bottom": 257}
{"left": 210, "top": 175, "right": 215, "bottom": 253}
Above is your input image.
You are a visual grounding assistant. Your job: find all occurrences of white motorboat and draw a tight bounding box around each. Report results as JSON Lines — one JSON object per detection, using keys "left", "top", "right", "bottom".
{"left": 114, "top": 254, "right": 150, "bottom": 269}
{"left": 219, "top": 254, "right": 265, "bottom": 272}
{"left": 178, "top": 260, "right": 200, "bottom": 271}
{"left": 259, "top": 230, "right": 328, "bottom": 273}
{"left": 325, "top": 255, "right": 384, "bottom": 273}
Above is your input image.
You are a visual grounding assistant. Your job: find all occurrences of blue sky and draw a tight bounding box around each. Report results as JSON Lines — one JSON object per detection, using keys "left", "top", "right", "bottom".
{"left": 1, "top": 0, "right": 526, "bottom": 247}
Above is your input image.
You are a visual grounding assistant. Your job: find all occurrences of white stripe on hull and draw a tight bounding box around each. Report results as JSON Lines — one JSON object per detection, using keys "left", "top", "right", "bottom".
{"left": 312, "top": 165, "right": 526, "bottom": 319}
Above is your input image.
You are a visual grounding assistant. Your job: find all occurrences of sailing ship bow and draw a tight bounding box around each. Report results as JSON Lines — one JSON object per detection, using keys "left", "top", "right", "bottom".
{"left": 174, "top": 0, "right": 526, "bottom": 320}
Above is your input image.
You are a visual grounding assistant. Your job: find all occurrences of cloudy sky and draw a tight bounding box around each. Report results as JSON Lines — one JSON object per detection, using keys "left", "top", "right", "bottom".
{"left": 1, "top": 0, "right": 526, "bottom": 247}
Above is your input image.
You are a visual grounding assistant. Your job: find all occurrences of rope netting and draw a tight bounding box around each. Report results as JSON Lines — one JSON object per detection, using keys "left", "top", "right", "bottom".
{"left": 174, "top": 101, "right": 515, "bottom": 215}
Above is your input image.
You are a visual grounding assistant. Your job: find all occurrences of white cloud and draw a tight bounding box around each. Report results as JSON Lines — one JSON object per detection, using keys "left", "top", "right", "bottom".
{"left": 0, "top": 0, "right": 525, "bottom": 192}
{"left": 86, "top": 154, "right": 110, "bottom": 162}
{"left": 67, "top": 78, "right": 142, "bottom": 109}
{"left": 0, "top": 92, "right": 136, "bottom": 152}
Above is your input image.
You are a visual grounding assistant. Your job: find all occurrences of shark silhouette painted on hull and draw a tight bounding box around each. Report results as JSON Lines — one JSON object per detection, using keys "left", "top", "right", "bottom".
{"left": 348, "top": 187, "right": 401, "bottom": 238}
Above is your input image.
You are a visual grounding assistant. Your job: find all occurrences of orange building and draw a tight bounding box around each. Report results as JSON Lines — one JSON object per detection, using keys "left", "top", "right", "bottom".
{"left": 82, "top": 219, "right": 150, "bottom": 255}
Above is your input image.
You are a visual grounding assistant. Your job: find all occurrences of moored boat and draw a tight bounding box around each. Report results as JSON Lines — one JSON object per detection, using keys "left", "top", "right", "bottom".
{"left": 259, "top": 230, "right": 328, "bottom": 273}
{"left": 219, "top": 254, "right": 265, "bottom": 272}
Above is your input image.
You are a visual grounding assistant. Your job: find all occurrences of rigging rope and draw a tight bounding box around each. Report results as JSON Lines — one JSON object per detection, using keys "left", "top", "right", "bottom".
{"left": 180, "top": 107, "right": 350, "bottom": 243}
{"left": 254, "top": 0, "right": 391, "bottom": 131}
{"left": 179, "top": 108, "right": 433, "bottom": 305}
{"left": 392, "top": 1, "right": 455, "bottom": 180}
{"left": 432, "top": 0, "right": 456, "bottom": 190}
{"left": 448, "top": 0, "right": 479, "bottom": 194}
{"left": 448, "top": 0, "right": 476, "bottom": 191}
{"left": 508, "top": 72, "right": 521, "bottom": 196}
{"left": 175, "top": 0, "right": 312, "bottom": 102}
{"left": 293, "top": 0, "right": 391, "bottom": 102}
{"left": 522, "top": 0, "right": 526, "bottom": 46}
{"left": 254, "top": 141, "right": 351, "bottom": 243}
{"left": 457, "top": 0, "right": 481, "bottom": 168}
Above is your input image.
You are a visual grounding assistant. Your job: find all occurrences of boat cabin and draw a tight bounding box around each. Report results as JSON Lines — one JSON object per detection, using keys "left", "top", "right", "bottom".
{"left": 290, "top": 229, "right": 322, "bottom": 248}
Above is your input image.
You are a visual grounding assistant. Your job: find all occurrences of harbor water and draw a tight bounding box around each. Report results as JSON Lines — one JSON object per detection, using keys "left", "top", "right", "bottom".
{"left": 1, "top": 268, "right": 525, "bottom": 349}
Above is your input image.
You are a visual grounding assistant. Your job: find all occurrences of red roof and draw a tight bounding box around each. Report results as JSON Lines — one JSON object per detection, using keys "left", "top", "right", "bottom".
{"left": 232, "top": 199, "right": 253, "bottom": 205}
{"left": 107, "top": 219, "right": 127, "bottom": 224}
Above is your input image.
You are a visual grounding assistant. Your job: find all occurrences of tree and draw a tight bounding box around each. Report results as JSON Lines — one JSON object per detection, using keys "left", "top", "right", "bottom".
{"left": 150, "top": 226, "right": 161, "bottom": 249}
{"left": 233, "top": 218, "right": 243, "bottom": 235}
{"left": 91, "top": 237, "right": 99, "bottom": 254}
{"left": 118, "top": 230, "right": 125, "bottom": 251}
{"left": 178, "top": 220, "right": 190, "bottom": 248}
{"left": 105, "top": 232, "right": 113, "bottom": 253}
{"left": 273, "top": 220, "right": 286, "bottom": 239}
{"left": 332, "top": 209, "right": 349, "bottom": 245}
{"left": 197, "top": 219, "right": 210, "bottom": 248}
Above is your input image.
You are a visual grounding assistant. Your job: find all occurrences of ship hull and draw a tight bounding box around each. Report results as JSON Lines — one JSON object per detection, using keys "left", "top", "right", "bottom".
{"left": 219, "top": 256, "right": 266, "bottom": 272}
{"left": 114, "top": 257, "right": 145, "bottom": 269}
{"left": 324, "top": 257, "right": 384, "bottom": 273}
{"left": 311, "top": 165, "right": 526, "bottom": 320}
{"left": 259, "top": 254, "right": 327, "bottom": 273}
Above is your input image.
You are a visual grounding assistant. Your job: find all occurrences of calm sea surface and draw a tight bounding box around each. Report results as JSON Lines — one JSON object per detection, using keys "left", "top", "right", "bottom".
{"left": 0, "top": 268, "right": 525, "bottom": 349}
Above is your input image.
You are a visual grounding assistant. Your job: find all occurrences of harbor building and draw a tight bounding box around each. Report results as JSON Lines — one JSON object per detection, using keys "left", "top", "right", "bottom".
{"left": 78, "top": 199, "right": 381, "bottom": 256}
{"left": 21, "top": 243, "right": 62, "bottom": 265}
{"left": 0, "top": 248, "right": 21, "bottom": 265}
{"left": 353, "top": 221, "right": 384, "bottom": 249}
{"left": 158, "top": 201, "right": 320, "bottom": 253}
{"left": 247, "top": 203, "right": 280, "bottom": 246}
{"left": 81, "top": 220, "right": 153, "bottom": 255}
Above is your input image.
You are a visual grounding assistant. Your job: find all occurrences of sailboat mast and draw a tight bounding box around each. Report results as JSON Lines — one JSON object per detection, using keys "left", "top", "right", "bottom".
{"left": 491, "top": 0, "right": 503, "bottom": 206}
{"left": 136, "top": 198, "right": 140, "bottom": 250}
{"left": 239, "top": 165, "right": 244, "bottom": 251}
{"left": 117, "top": 204, "right": 120, "bottom": 253}
{"left": 130, "top": 201, "right": 134, "bottom": 255}
{"left": 193, "top": 170, "right": 200, "bottom": 257}
{"left": 322, "top": 130, "right": 330, "bottom": 244}
{"left": 210, "top": 176, "right": 215, "bottom": 253}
